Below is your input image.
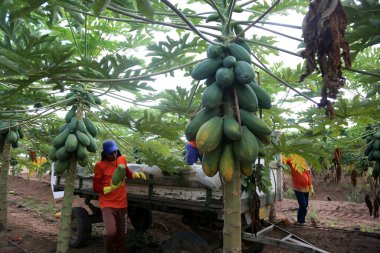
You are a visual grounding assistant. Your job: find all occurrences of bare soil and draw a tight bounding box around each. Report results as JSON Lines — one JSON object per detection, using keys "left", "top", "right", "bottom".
{"left": 5, "top": 173, "right": 380, "bottom": 253}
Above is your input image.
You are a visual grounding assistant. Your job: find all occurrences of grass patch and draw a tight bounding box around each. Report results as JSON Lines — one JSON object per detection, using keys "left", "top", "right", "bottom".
{"left": 306, "top": 207, "right": 319, "bottom": 223}
{"left": 17, "top": 198, "right": 57, "bottom": 216}
{"left": 284, "top": 188, "right": 296, "bottom": 199}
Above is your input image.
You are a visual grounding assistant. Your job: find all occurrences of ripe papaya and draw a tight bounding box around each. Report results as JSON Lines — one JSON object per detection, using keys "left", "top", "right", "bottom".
{"left": 185, "top": 107, "right": 220, "bottom": 141}
{"left": 215, "top": 67, "right": 235, "bottom": 87}
{"left": 240, "top": 161, "right": 253, "bottom": 177}
{"left": 202, "top": 144, "right": 223, "bottom": 177}
{"left": 196, "top": 116, "right": 223, "bottom": 153}
{"left": 234, "top": 61, "right": 255, "bottom": 84}
{"left": 202, "top": 82, "right": 223, "bottom": 109}
{"left": 112, "top": 164, "right": 126, "bottom": 185}
{"left": 235, "top": 84, "right": 258, "bottom": 112}
{"left": 219, "top": 144, "right": 235, "bottom": 182}
{"left": 240, "top": 109, "right": 272, "bottom": 136}
{"left": 233, "top": 126, "right": 259, "bottom": 163}
{"left": 228, "top": 43, "right": 251, "bottom": 63}
{"left": 223, "top": 115, "right": 241, "bottom": 141}
{"left": 249, "top": 82, "right": 272, "bottom": 109}
{"left": 191, "top": 58, "right": 222, "bottom": 80}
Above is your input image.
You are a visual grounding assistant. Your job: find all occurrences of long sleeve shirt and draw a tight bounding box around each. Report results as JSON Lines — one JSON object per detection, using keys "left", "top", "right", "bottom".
{"left": 93, "top": 155, "right": 133, "bottom": 208}
{"left": 284, "top": 156, "right": 313, "bottom": 192}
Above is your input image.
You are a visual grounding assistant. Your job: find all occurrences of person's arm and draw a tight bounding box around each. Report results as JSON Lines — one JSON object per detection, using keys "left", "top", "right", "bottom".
{"left": 306, "top": 169, "right": 314, "bottom": 195}
{"left": 93, "top": 163, "right": 104, "bottom": 193}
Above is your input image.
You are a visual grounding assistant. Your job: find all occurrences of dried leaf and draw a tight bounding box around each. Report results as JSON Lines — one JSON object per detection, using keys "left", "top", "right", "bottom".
{"left": 300, "top": 0, "right": 351, "bottom": 118}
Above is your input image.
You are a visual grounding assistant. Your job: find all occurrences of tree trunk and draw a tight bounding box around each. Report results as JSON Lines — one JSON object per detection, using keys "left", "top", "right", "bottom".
{"left": 223, "top": 160, "right": 241, "bottom": 253}
{"left": 56, "top": 158, "right": 77, "bottom": 253}
{"left": 0, "top": 142, "right": 11, "bottom": 249}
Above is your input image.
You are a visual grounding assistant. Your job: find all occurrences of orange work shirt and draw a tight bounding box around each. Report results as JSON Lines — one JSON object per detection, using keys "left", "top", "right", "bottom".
{"left": 285, "top": 158, "right": 312, "bottom": 192}
{"left": 93, "top": 155, "right": 133, "bottom": 209}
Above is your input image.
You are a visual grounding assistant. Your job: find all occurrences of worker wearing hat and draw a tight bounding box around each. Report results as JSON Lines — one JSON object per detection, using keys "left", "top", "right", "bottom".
{"left": 93, "top": 140, "right": 146, "bottom": 253}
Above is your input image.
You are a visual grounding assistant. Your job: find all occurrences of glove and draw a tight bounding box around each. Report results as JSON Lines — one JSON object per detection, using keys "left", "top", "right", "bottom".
{"left": 309, "top": 185, "right": 314, "bottom": 196}
{"left": 103, "top": 181, "right": 123, "bottom": 195}
{"left": 132, "top": 172, "right": 147, "bottom": 180}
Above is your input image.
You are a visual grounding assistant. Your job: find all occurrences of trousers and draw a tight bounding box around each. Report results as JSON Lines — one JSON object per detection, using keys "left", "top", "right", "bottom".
{"left": 294, "top": 190, "right": 309, "bottom": 224}
{"left": 101, "top": 207, "right": 127, "bottom": 253}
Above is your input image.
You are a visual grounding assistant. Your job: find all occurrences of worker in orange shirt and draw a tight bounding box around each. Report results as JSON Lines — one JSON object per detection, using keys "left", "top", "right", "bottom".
{"left": 186, "top": 140, "right": 202, "bottom": 165}
{"left": 283, "top": 154, "right": 314, "bottom": 225}
{"left": 93, "top": 140, "right": 146, "bottom": 253}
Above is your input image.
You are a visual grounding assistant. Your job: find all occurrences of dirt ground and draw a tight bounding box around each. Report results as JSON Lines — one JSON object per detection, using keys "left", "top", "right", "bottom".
{"left": 4, "top": 172, "right": 380, "bottom": 253}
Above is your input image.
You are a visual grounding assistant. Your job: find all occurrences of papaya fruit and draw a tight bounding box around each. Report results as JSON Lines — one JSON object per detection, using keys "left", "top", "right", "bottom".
{"left": 249, "top": 82, "right": 272, "bottom": 109}
{"left": 215, "top": 67, "right": 235, "bottom": 87}
{"left": 228, "top": 43, "right": 251, "bottom": 63}
{"left": 78, "top": 154, "right": 89, "bottom": 167}
{"left": 56, "top": 146, "right": 70, "bottom": 160}
{"left": 48, "top": 147, "right": 57, "bottom": 162}
{"left": 185, "top": 107, "right": 220, "bottom": 141}
{"left": 196, "top": 116, "right": 223, "bottom": 153}
{"left": 223, "top": 115, "right": 241, "bottom": 141}
{"left": 65, "top": 106, "right": 77, "bottom": 123}
{"left": 65, "top": 134, "right": 78, "bottom": 153}
{"left": 6, "top": 130, "right": 17, "bottom": 144}
{"left": 76, "top": 144, "right": 88, "bottom": 160}
{"left": 207, "top": 44, "right": 224, "bottom": 58}
{"left": 241, "top": 161, "right": 253, "bottom": 177}
{"left": 202, "top": 144, "right": 223, "bottom": 177}
{"left": 191, "top": 58, "right": 222, "bottom": 80}
{"left": 233, "top": 126, "right": 259, "bottom": 163}
{"left": 235, "top": 84, "right": 258, "bottom": 112}
{"left": 112, "top": 164, "right": 126, "bottom": 185}
{"left": 234, "top": 61, "right": 255, "bottom": 84}
{"left": 240, "top": 109, "right": 272, "bottom": 136}
{"left": 219, "top": 144, "right": 235, "bottom": 182}
{"left": 83, "top": 118, "right": 98, "bottom": 137}
{"left": 86, "top": 131, "right": 97, "bottom": 152}
{"left": 76, "top": 131, "right": 90, "bottom": 146}
{"left": 364, "top": 141, "right": 373, "bottom": 156}
{"left": 202, "top": 82, "right": 223, "bottom": 109}
{"left": 55, "top": 160, "right": 69, "bottom": 174}
{"left": 223, "top": 56, "right": 236, "bottom": 68}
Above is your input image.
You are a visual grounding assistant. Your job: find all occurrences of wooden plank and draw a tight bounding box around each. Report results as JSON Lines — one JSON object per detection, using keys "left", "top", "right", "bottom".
{"left": 242, "top": 232, "right": 315, "bottom": 253}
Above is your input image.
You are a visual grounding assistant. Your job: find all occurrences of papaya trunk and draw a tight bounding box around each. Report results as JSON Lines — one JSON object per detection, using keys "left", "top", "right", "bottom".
{"left": 0, "top": 142, "right": 11, "bottom": 249}
{"left": 223, "top": 160, "right": 241, "bottom": 253}
{"left": 56, "top": 158, "right": 77, "bottom": 253}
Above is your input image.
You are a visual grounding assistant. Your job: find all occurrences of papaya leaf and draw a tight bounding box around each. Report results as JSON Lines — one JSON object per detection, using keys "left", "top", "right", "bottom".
{"left": 136, "top": 0, "right": 154, "bottom": 20}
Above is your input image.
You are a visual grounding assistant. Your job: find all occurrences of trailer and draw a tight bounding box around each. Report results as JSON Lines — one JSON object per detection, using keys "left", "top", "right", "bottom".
{"left": 53, "top": 163, "right": 328, "bottom": 253}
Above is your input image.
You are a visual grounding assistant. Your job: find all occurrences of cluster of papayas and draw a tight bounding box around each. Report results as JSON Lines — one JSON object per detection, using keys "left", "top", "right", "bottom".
{"left": 363, "top": 129, "right": 380, "bottom": 179}
{"left": 49, "top": 91, "right": 101, "bottom": 174}
{"left": 65, "top": 88, "right": 102, "bottom": 108}
{"left": 186, "top": 42, "right": 272, "bottom": 182}
{"left": 0, "top": 119, "right": 23, "bottom": 152}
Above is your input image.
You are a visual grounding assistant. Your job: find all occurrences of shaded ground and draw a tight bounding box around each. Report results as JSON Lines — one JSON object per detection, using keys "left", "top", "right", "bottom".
{"left": 5, "top": 173, "right": 380, "bottom": 253}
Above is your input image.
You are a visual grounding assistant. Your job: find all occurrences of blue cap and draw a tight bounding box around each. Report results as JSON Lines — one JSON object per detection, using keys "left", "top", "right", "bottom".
{"left": 102, "top": 140, "right": 119, "bottom": 154}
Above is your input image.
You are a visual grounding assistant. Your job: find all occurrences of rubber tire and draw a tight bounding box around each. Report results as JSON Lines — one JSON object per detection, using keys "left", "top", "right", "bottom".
{"left": 128, "top": 207, "right": 152, "bottom": 232}
{"left": 162, "top": 231, "right": 211, "bottom": 253}
{"left": 69, "top": 207, "right": 92, "bottom": 248}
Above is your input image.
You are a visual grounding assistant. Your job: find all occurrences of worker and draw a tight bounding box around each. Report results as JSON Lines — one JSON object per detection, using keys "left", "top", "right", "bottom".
{"left": 283, "top": 153, "right": 314, "bottom": 226}
{"left": 186, "top": 140, "right": 202, "bottom": 165}
{"left": 93, "top": 140, "right": 146, "bottom": 253}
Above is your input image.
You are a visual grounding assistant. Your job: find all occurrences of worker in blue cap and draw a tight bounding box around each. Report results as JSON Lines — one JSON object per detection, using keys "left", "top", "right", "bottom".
{"left": 93, "top": 140, "right": 146, "bottom": 253}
